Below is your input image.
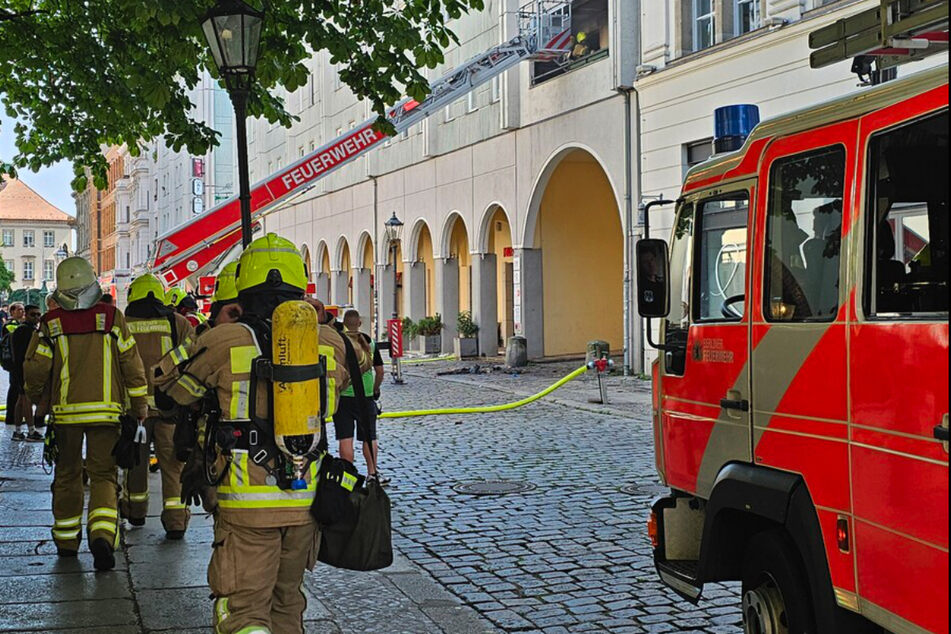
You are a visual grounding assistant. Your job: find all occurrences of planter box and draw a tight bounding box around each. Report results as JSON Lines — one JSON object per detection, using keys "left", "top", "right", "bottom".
{"left": 454, "top": 337, "right": 478, "bottom": 359}
{"left": 418, "top": 335, "right": 441, "bottom": 354}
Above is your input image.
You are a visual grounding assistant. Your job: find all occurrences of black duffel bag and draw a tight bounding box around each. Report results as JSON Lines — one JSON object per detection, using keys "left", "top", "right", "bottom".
{"left": 312, "top": 455, "right": 393, "bottom": 571}
{"left": 310, "top": 331, "right": 392, "bottom": 571}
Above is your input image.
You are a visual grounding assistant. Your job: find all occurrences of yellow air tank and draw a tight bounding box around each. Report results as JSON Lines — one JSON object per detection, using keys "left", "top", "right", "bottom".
{"left": 271, "top": 300, "right": 321, "bottom": 486}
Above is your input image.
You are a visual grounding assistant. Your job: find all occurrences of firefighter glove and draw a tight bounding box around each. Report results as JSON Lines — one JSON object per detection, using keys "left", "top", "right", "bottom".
{"left": 179, "top": 450, "right": 205, "bottom": 507}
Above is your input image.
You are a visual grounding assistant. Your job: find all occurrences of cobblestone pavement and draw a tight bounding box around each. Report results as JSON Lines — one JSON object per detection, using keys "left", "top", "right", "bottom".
{"left": 0, "top": 358, "right": 743, "bottom": 633}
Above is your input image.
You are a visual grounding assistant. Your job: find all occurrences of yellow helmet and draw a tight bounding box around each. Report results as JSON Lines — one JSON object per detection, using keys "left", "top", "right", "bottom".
{"left": 166, "top": 287, "right": 187, "bottom": 307}
{"left": 52, "top": 257, "right": 102, "bottom": 311}
{"left": 576, "top": 31, "right": 587, "bottom": 42}
{"left": 235, "top": 233, "right": 307, "bottom": 294}
{"left": 128, "top": 273, "right": 166, "bottom": 303}
{"left": 212, "top": 261, "right": 240, "bottom": 303}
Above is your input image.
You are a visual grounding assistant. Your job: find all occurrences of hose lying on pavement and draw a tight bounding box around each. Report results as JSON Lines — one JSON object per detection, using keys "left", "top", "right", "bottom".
{"left": 380, "top": 365, "right": 588, "bottom": 419}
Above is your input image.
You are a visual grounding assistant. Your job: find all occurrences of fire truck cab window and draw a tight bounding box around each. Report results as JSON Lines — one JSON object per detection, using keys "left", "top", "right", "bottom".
{"left": 664, "top": 202, "right": 694, "bottom": 375}
{"left": 765, "top": 146, "right": 845, "bottom": 322}
{"left": 694, "top": 192, "right": 749, "bottom": 321}
{"left": 866, "top": 110, "right": 949, "bottom": 317}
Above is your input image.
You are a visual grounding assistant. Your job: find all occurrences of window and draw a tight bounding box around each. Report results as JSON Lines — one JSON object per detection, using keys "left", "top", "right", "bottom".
{"left": 735, "top": 0, "right": 760, "bottom": 35}
{"left": 1, "top": 229, "right": 12, "bottom": 247}
{"left": 865, "top": 110, "right": 948, "bottom": 317}
{"left": 43, "top": 260, "right": 54, "bottom": 281}
{"left": 23, "top": 230, "right": 34, "bottom": 248}
{"left": 23, "top": 260, "right": 34, "bottom": 281}
{"left": 532, "top": 0, "right": 609, "bottom": 85}
{"left": 685, "top": 139, "right": 714, "bottom": 174}
{"left": 695, "top": 192, "right": 749, "bottom": 321}
{"left": 765, "top": 146, "right": 845, "bottom": 322}
{"left": 3, "top": 260, "right": 13, "bottom": 274}
{"left": 44, "top": 230, "right": 55, "bottom": 247}
{"left": 665, "top": 202, "right": 695, "bottom": 375}
{"left": 491, "top": 76, "right": 501, "bottom": 103}
{"left": 694, "top": 0, "right": 715, "bottom": 51}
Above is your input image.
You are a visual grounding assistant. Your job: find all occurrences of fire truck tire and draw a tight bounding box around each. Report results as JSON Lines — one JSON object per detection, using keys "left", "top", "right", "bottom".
{"left": 741, "top": 529, "right": 816, "bottom": 634}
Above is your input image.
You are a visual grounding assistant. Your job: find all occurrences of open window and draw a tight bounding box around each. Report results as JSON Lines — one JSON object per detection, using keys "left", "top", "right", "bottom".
{"left": 865, "top": 110, "right": 949, "bottom": 317}
{"left": 532, "top": 0, "right": 609, "bottom": 85}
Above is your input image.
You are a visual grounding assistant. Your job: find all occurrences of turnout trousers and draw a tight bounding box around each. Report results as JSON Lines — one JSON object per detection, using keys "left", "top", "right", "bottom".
{"left": 209, "top": 516, "right": 319, "bottom": 634}
{"left": 121, "top": 417, "right": 189, "bottom": 531}
{"left": 51, "top": 424, "right": 120, "bottom": 551}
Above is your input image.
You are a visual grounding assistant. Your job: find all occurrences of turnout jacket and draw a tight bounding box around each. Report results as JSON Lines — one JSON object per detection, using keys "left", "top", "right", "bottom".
{"left": 24, "top": 304, "right": 148, "bottom": 424}
{"left": 154, "top": 319, "right": 367, "bottom": 528}
{"left": 125, "top": 300, "right": 195, "bottom": 416}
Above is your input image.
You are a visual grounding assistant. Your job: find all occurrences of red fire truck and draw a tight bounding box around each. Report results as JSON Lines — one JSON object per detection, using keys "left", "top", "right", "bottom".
{"left": 638, "top": 4, "right": 949, "bottom": 633}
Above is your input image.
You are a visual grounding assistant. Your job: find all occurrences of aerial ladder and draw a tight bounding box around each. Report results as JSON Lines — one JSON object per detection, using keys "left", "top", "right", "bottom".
{"left": 152, "top": 0, "right": 572, "bottom": 284}
{"left": 809, "top": 0, "right": 948, "bottom": 74}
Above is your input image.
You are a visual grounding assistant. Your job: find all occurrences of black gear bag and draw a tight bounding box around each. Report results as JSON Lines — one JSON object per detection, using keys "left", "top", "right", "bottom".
{"left": 311, "top": 331, "right": 392, "bottom": 571}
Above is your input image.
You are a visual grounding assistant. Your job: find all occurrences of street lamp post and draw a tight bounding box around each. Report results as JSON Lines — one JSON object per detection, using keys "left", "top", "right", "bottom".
{"left": 383, "top": 212, "right": 404, "bottom": 320}
{"left": 201, "top": 0, "right": 263, "bottom": 248}
{"left": 383, "top": 212, "right": 404, "bottom": 384}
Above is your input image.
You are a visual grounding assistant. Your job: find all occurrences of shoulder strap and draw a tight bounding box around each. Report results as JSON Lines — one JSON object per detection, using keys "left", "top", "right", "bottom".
{"left": 167, "top": 314, "right": 179, "bottom": 347}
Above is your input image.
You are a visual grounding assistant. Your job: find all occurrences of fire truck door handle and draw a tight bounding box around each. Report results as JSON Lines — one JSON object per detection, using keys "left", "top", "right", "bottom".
{"left": 720, "top": 398, "right": 749, "bottom": 412}
{"left": 934, "top": 425, "right": 949, "bottom": 442}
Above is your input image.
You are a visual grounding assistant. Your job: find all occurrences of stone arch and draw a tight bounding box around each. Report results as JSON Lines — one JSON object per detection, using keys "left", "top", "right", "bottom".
{"left": 522, "top": 143, "right": 624, "bottom": 247}
{"left": 332, "top": 236, "right": 353, "bottom": 306}
{"left": 299, "top": 243, "right": 312, "bottom": 281}
{"left": 354, "top": 231, "right": 375, "bottom": 321}
{"left": 521, "top": 147, "right": 624, "bottom": 357}
{"left": 313, "top": 240, "right": 331, "bottom": 303}
{"left": 482, "top": 204, "right": 515, "bottom": 351}
{"left": 477, "top": 201, "right": 513, "bottom": 254}
{"left": 441, "top": 212, "right": 472, "bottom": 316}
{"left": 333, "top": 235, "right": 350, "bottom": 271}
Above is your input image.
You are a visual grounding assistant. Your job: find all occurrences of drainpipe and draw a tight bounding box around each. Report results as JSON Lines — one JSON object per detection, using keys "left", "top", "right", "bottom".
{"left": 617, "top": 3, "right": 643, "bottom": 377}
{"left": 370, "top": 173, "right": 379, "bottom": 341}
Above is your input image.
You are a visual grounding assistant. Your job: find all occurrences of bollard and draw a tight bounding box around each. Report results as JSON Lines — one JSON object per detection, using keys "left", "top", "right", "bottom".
{"left": 505, "top": 336, "right": 528, "bottom": 368}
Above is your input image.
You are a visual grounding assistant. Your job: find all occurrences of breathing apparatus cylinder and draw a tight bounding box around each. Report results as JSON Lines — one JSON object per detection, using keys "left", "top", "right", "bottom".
{"left": 271, "top": 300, "right": 322, "bottom": 488}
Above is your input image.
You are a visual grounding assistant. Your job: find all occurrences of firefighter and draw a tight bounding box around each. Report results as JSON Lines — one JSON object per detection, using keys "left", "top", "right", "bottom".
{"left": 154, "top": 233, "right": 366, "bottom": 633}
{"left": 195, "top": 260, "right": 241, "bottom": 337}
{"left": 120, "top": 273, "right": 196, "bottom": 538}
{"left": 23, "top": 257, "right": 148, "bottom": 571}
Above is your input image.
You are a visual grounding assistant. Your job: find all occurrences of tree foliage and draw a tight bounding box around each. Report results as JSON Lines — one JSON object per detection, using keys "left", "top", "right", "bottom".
{"left": 0, "top": 253, "right": 14, "bottom": 293}
{"left": 0, "top": 0, "right": 483, "bottom": 190}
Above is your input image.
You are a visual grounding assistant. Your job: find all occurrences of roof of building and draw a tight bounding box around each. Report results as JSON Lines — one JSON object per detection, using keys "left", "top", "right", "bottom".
{"left": 0, "top": 176, "right": 75, "bottom": 224}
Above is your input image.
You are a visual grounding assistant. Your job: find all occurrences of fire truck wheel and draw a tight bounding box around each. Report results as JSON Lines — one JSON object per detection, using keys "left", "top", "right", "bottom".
{"left": 741, "top": 530, "right": 816, "bottom": 634}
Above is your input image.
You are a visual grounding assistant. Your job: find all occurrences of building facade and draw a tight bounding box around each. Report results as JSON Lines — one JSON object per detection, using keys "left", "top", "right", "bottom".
{"left": 0, "top": 177, "right": 75, "bottom": 294}
{"left": 252, "top": 0, "right": 640, "bottom": 363}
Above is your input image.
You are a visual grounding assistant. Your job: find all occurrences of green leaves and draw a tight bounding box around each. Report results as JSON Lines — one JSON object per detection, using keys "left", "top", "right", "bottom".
{"left": 0, "top": 0, "right": 484, "bottom": 189}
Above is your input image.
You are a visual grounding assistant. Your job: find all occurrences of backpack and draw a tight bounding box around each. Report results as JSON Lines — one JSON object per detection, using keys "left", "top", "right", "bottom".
{"left": 0, "top": 327, "right": 14, "bottom": 371}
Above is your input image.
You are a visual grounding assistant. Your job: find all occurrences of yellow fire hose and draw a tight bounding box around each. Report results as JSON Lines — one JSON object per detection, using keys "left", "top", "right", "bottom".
{"left": 0, "top": 365, "right": 597, "bottom": 419}
{"left": 380, "top": 365, "right": 589, "bottom": 419}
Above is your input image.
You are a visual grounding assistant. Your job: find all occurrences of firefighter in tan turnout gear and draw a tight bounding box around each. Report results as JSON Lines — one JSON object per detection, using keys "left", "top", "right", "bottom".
{"left": 154, "top": 233, "right": 366, "bottom": 633}
{"left": 24, "top": 257, "right": 149, "bottom": 571}
{"left": 120, "top": 273, "right": 195, "bottom": 537}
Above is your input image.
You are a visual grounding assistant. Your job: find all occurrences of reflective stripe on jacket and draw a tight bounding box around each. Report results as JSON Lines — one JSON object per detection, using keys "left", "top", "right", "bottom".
{"left": 126, "top": 311, "right": 194, "bottom": 412}
{"left": 24, "top": 307, "right": 148, "bottom": 423}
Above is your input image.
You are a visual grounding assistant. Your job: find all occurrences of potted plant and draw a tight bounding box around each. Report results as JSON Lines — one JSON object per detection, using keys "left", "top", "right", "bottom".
{"left": 454, "top": 310, "right": 479, "bottom": 358}
{"left": 401, "top": 316, "right": 417, "bottom": 343}
{"left": 415, "top": 314, "right": 443, "bottom": 354}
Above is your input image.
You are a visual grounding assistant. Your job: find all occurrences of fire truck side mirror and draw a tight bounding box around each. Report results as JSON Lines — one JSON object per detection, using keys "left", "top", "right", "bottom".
{"left": 636, "top": 239, "right": 671, "bottom": 319}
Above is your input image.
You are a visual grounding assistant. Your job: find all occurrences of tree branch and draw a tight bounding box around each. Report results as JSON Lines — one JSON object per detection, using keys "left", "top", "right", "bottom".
{"left": 0, "top": 9, "right": 47, "bottom": 22}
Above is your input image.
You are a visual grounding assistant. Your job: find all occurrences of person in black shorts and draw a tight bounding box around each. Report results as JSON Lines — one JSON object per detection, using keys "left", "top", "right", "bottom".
{"left": 332, "top": 309, "right": 388, "bottom": 484}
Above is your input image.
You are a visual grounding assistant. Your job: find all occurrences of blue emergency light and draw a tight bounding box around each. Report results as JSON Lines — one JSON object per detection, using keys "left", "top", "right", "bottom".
{"left": 714, "top": 104, "right": 760, "bottom": 153}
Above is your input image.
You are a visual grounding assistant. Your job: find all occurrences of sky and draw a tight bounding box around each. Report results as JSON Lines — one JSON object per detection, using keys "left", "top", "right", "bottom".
{"left": 0, "top": 111, "right": 77, "bottom": 217}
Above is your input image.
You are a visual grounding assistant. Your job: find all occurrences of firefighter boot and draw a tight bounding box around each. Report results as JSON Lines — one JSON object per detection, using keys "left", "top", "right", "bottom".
{"left": 152, "top": 418, "right": 190, "bottom": 538}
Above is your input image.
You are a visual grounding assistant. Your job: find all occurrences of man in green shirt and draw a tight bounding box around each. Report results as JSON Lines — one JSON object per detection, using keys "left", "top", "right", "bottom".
{"left": 333, "top": 309, "right": 389, "bottom": 484}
